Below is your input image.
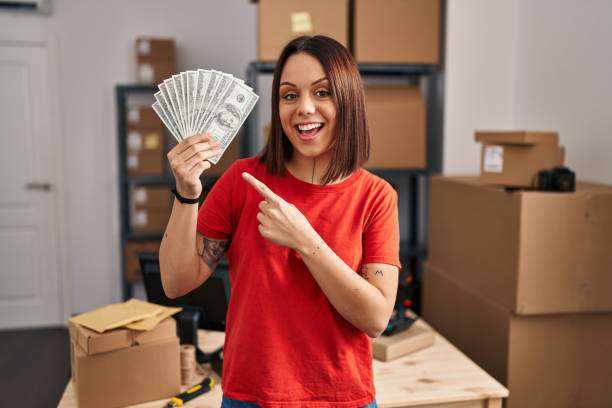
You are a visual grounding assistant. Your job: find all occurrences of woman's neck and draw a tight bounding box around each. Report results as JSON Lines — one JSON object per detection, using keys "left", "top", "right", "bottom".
{"left": 286, "top": 155, "right": 326, "bottom": 185}
{"left": 286, "top": 154, "right": 349, "bottom": 185}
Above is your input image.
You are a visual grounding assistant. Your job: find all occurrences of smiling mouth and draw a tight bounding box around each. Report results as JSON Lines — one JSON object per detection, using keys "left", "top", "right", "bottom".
{"left": 294, "top": 123, "right": 324, "bottom": 139}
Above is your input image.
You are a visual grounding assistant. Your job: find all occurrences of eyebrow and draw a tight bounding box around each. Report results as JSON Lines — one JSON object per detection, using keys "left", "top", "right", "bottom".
{"left": 280, "top": 77, "right": 329, "bottom": 87}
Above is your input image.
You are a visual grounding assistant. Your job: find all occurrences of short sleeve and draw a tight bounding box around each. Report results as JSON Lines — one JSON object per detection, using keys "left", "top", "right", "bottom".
{"left": 197, "top": 163, "right": 238, "bottom": 240}
{"left": 362, "top": 185, "right": 401, "bottom": 269}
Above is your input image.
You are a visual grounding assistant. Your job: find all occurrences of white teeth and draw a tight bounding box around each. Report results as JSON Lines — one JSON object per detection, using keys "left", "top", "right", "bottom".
{"left": 297, "top": 123, "right": 322, "bottom": 131}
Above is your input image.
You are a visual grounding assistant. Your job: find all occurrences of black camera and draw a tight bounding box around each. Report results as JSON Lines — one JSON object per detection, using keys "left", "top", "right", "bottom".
{"left": 535, "top": 166, "right": 576, "bottom": 192}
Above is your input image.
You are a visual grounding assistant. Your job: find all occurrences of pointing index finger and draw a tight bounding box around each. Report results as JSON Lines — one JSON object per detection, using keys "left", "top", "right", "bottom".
{"left": 242, "top": 172, "right": 282, "bottom": 203}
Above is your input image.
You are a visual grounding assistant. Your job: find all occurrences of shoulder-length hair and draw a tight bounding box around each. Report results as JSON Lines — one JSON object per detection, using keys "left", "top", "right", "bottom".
{"left": 259, "top": 35, "right": 370, "bottom": 185}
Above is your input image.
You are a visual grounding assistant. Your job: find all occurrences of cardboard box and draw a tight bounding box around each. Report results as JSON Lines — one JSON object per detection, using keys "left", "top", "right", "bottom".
{"left": 70, "top": 318, "right": 180, "bottom": 408}
{"left": 475, "top": 131, "right": 564, "bottom": 187}
{"left": 127, "top": 106, "right": 164, "bottom": 129}
{"left": 422, "top": 263, "right": 612, "bottom": 408}
{"left": 428, "top": 175, "right": 612, "bottom": 314}
{"left": 131, "top": 207, "right": 171, "bottom": 233}
{"left": 132, "top": 186, "right": 172, "bottom": 209}
{"left": 137, "top": 60, "right": 176, "bottom": 85}
{"left": 127, "top": 128, "right": 165, "bottom": 153}
{"left": 364, "top": 86, "right": 426, "bottom": 169}
{"left": 135, "top": 37, "right": 176, "bottom": 63}
{"left": 127, "top": 150, "right": 165, "bottom": 176}
{"left": 124, "top": 240, "right": 161, "bottom": 283}
{"left": 258, "top": 0, "right": 348, "bottom": 61}
{"left": 354, "top": 0, "right": 440, "bottom": 64}
{"left": 372, "top": 322, "right": 434, "bottom": 361}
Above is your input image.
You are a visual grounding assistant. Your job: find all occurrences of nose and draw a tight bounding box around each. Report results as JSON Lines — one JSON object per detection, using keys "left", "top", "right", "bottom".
{"left": 297, "top": 94, "right": 316, "bottom": 116}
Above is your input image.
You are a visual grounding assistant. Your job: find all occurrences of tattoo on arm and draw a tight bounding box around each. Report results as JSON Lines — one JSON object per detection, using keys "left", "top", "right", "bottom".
{"left": 199, "top": 236, "right": 229, "bottom": 268}
{"left": 359, "top": 266, "right": 384, "bottom": 282}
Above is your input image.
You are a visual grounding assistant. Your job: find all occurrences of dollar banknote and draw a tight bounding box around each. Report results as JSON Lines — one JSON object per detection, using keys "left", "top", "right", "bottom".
{"left": 152, "top": 69, "right": 259, "bottom": 163}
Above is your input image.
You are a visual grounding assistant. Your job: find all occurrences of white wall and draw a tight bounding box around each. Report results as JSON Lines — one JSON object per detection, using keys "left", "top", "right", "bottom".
{"left": 444, "top": 0, "right": 612, "bottom": 184}
{"left": 0, "top": 0, "right": 256, "bottom": 314}
{"left": 513, "top": 0, "right": 612, "bottom": 183}
{"left": 443, "top": 0, "right": 518, "bottom": 174}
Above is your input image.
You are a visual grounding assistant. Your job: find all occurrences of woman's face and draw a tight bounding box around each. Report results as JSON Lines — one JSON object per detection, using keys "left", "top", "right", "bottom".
{"left": 279, "top": 52, "right": 337, "bottom": 162}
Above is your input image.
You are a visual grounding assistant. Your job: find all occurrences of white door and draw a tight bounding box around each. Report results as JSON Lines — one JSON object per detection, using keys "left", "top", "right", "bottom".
{"left": 0, "top": 41, "right": 63, "bottom": 328}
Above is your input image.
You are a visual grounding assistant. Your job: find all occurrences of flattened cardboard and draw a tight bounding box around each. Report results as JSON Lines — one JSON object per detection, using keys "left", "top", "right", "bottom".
{"left": 69, "top": 316, "right": 176, "bottom": 355}
{"left": 126, "top": 306, "right": 181, "bottom": 331}
{"left": 372, "top": 323, "right": 434, "bottom": 361}
{"left": 69, "top": 299, "right": 164, "bottom": 333}
{"left": 428, "top": 176, "right": 612, "bottom": 314}
{"left": 258, "top": 0, "right": 348, "bottom": 61}
{"left": 71, "top": 336, "right": 180, "bottom": 408}
{"left": 354, "top": 0, "right": 440, "bottom": 64}
{"left": 422, "top": 263, "right": 612, "bottom": 408}
{"left": 364, "top": 86, "right": 426, "bottom": 169}
{"left": 475, "top": 131, "right": 562, "bottom": 187}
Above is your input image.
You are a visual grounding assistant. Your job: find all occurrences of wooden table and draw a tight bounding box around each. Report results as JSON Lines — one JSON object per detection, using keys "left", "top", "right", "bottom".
{"left": 58, "top": 320, "right": 508, "bottom": 408}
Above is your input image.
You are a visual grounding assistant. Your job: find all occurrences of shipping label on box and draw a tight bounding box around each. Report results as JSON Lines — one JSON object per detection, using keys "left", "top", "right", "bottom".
{"left": 483, "top": 145, "right": 504, "bottom": 173}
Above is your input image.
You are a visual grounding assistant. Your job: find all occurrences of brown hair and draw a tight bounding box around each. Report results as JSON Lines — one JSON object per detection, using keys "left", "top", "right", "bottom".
{"left": 260, "top": 35, "right": 370, "bottom": 185}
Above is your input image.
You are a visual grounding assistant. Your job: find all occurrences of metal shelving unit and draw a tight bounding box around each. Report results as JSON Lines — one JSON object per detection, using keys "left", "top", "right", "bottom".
{"left": 116, "top": 85, "right": 222, "bottom": 299}
{"left": 243, "top": 62, "right": 443, "bottom": 313}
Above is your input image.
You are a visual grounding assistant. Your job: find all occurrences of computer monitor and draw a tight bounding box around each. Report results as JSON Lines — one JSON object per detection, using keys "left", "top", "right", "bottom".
{"left": 138, "top": 252, "right": 231, "bottom": 332}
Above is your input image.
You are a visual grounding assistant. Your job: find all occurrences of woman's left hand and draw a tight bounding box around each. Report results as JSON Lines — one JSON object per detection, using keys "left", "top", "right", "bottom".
{"left": 242, "top": 172, "right": 317, "bottom": 251}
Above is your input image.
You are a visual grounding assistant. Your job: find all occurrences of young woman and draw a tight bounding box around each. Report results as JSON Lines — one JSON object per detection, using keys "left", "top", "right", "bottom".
{"left": 160, "top": 35, "right": 400, "bottom": 407}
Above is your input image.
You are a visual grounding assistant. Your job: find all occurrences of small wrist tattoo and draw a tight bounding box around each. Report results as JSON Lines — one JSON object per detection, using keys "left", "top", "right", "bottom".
{"left": 309, "top": 242, "right": 322, "bottom": 256}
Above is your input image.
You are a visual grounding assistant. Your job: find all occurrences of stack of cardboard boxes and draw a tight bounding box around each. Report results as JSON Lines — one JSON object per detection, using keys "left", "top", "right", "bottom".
{"left": 69, "top": 301, "right": 181, "bottom": 408}
{"left": 124, "top": 105, "right": 171, "bottom": 283}
{"left": 126, "top": 106, "right": 166, "bottom": 176}
{"left": 423, "top": 156, "right": 612, "bottom": 405}
{"left": 130, "top": 185, "right": 173, "bottom": 234}
{"left": 135, "top": 37, "right": 176, "bottom": 85}
{"left": 256, "top": 0, "right": 440, "bottom": 64}
{"left": 256, "top": 0, "right": 440, "bottom": 170}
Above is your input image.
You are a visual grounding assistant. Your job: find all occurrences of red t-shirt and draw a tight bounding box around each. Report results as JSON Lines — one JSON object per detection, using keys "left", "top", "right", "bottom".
{"left": 197, "top": 157, "right": 401, "bottom": 407}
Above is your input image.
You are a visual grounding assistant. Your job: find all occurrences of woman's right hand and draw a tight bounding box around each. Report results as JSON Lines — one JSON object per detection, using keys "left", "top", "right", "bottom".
{"left": 167, "top": 133, "right": 221, "bottom": 199}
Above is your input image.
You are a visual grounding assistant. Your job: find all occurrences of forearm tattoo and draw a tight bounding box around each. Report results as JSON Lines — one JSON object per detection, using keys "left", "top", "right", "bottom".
{"left": 359, "top": 265, "right": 384, "bottom": 282}
{"left": 199, "top": 236, "right": 229, "bottom": 268}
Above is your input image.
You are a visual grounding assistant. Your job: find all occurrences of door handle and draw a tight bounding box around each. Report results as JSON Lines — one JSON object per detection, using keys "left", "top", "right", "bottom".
{"left": 25, "top": 182, "right": 51, "bottom": 191}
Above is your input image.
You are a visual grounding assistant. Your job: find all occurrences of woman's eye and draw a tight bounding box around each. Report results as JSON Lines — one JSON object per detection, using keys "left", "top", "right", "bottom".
{"left": 282, "top": 92, "right": 297, "bottom": 101}
{"left": 315, "top": 89, "right": 331, "bottom": 97}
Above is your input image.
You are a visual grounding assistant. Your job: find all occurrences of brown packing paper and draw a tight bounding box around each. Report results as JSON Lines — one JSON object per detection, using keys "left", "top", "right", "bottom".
{"left": 69, "top": 298, "right": 164, "bottom": 333}
{"left": 126, "top": 306, "right": 182, "bottom": 331}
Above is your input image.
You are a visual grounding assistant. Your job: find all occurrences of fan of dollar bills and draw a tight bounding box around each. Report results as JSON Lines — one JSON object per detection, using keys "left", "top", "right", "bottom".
{"left": 152, "top": 69, "right": 259, "bottom": 165}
